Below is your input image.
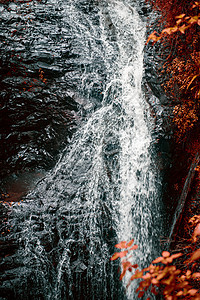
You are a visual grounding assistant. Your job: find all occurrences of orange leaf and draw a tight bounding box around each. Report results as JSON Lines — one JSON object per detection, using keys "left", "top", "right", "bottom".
{"left": 170, "top": 253, "right": 182, "bottom": 260}
{"left": 162, "top": 28, "right": 172, "bottom": 35}
{"left": 122, "top": 260, "right": 131, "bottom": 267}
{"left": 110, "top": 250, "right": 128, "bottom": 260}
{"left": 188, "top": 16, "right": 199, "bottom": 24}
{"left": 165, "top": 257, "right": 173, "bottom": 263}
{"left": 146, "top": 31, "right": 161, "bottom": 44}
{"left": 188, "top": 289, "right": 198, "bottom": 296}
{"left": 186, "top": 270, "right": 192, "bottom": 276}
{"left": 119, "top": 270, "right": 126, "bottom": 280}
{"left": 175, "top": 14, "right": 186, "bottom": 19}
{"left": 170, "top": 26, "right": 178, "bottom": 33}
{"left": 161, "top": 277, "right": 173, "bottom": 285}
{"left": 190, "top": 249, "right": 200, "bottom": 262}
{"left": 121, "top": 260, "right": 132, "bottom": 278}
{"left": 162, "top": 25, "right": 179, "bottom": 35}
{"left": 115, "top": 241, "right": 127, "bottom": 249}
{"left": 142, "top": 273, "right": 151, "bottom": 279}
{"left": 176, "top": 19, "right": 182, "bottom": 25}
{"left": 152, "top": 257, "right": 164, "bottom": 264}
{"left": 192, "top": 272, "right": 200, "bottom": 278}
{"left": 162, "top": 251, "right": 170, "bottom": 258}
{"left": 130, "top": 270, "right": 143, "bottom": 280}
{"left": 151, "top": 278, "right": 159, "bottom": 285}
{"left": 129, "top": 244, "right": 138, "bottom": 250}
{"left": 157, "top": 270, "right": 168, "bottom": 281}
{"left": 179, "top": 25, "right": 188, "bottom": 34}
{"left": 187, "top": 75, "right": 198, "bottom": 90}
{"left": 126, "top": 239, "right": 134, "bottom": 248}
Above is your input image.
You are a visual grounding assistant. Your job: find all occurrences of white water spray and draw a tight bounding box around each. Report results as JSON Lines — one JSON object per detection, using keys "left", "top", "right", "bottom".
{"left": 9, "top": 1, "right": 162, "bottom": 299}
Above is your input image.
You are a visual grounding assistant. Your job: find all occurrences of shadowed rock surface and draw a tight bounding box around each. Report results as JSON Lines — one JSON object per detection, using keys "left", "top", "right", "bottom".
{"left": 0, "top": 0, "right": 100, "bottom": 181}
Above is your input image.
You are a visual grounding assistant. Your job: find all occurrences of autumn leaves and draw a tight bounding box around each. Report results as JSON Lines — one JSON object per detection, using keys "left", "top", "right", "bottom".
{"left": 111, "top": 238, "right": 200, "bottom": 299}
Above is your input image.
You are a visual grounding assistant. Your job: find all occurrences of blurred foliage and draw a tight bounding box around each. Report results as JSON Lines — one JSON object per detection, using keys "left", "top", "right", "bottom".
{"left": 111, "top": 234, "right": 200, "bottom": 299}
{"left": 147, "top": 1, "right": 200, "bottom": 142}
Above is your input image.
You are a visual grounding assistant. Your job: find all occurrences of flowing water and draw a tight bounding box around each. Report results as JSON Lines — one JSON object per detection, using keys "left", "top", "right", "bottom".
{"left": 3, "top": 0, "right": 163, "bottom": 299}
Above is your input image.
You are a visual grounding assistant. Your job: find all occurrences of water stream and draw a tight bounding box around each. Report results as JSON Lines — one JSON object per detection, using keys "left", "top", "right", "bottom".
{"left": 3, "top": 0, "right": 163, "bottom": 299}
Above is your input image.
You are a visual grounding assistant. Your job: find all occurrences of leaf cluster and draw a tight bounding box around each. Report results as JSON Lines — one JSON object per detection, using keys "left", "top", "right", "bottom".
{"left": 111, "top": 238, "right": 200, "bottom": 300}
{"left": 147, "top": 1, "right": 200, "bottom": 142}
{"left": 146, "top": 2, "right": 200, "bottom": 44}
{"left": 173, "top": 102, "right": 198, "bottom": 138}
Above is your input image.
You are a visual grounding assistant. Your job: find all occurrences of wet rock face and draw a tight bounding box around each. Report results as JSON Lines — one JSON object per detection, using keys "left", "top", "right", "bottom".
{"left": 0, "top": 0, "right": 163, "bottom": 183}
{"left": 0, "top": 0, "right": 86, "bottom": 180}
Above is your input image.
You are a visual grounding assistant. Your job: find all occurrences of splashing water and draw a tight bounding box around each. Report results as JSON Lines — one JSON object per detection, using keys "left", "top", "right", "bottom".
{"left": 7, "top": 1, "right": 163, "bottom": 299}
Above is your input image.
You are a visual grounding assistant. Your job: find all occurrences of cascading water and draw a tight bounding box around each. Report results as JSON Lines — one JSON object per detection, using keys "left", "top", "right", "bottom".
{"left": 4, "top": 0, "right": 163, "bottom": 299}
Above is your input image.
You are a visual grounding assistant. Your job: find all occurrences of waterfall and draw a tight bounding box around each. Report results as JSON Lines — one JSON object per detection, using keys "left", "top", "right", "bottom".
{"left": 6, "top": 0, "right": 163, "bottom": 299}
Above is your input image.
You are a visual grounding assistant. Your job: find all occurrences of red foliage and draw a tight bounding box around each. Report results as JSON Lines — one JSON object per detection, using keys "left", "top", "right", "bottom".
{"left": 146, "top": 0, "right": 196, "bottom": 27}
{"left": 111, "top": 238, "right": 200, "bottom": 299}
{"left": 147, "top": 1, "right": 200, "bottom": 142}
